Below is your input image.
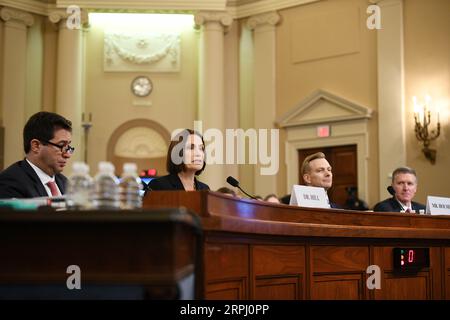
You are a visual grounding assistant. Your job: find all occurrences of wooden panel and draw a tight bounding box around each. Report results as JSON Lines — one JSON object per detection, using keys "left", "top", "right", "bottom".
{"left": 0, "top": 210, "right": 201, "bottom": 299}
{"left": 252, "top": 245, "right": 305, "bottom": 276}
{"left": 445, "top": 248, "right": 450, "bottom": 299}
{"left": 144, "top": 191, "right": 450, "bottom": 300}
{"left": 312, "top": 246, "right": 369, "bottom": 273}
{"left": 383, "top": 273, "right": 430, "bottom": 300}
{"left": 254, "top": 276, "right": 302, "bottom": 300}
{"left": 0, "top": 126, "right": 3, "bottom": 170}
{"left": 206, "top": 278, "right": 247, "bottom": 300}
{"left": 372, "top": 246, "right": 442, "bottom": 300}
{"left": 311, "top": 273, "right": 364, "bottom": 300}
{"left": 204, "top": 243, "right": 248, "bottom": 281}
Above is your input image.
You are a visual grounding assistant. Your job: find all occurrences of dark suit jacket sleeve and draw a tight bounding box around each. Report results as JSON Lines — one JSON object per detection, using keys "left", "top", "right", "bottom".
{"left": 0, "top": 173, "right": 29, "bottom": 199}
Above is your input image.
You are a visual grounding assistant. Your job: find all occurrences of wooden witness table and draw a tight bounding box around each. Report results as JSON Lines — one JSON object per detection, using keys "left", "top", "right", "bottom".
{"left": 0, "top": 208, "right": 202, "bottom": 299}
{"left": 143, "top": 190, "right": 450, "bottom": 300}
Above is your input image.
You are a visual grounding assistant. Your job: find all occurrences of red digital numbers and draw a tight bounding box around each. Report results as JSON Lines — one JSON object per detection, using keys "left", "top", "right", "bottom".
{"left": 408, "top": 250, "right": 414, "bottom": 263}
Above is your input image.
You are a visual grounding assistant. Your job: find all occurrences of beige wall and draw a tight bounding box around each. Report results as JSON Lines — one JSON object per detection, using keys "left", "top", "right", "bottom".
{"left": 404, "top": 0, "right": 450, "bottom": 203}
{"left": 84, "top": 16, "right": 199, "bottom": 174}
{"left": 275, "top": 0, "right": 378, "bottom": 204}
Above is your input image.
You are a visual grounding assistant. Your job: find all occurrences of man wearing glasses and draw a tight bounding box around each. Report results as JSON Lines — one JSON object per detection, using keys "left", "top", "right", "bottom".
{"left": 0, "top": 111, "right": 74, "bottom": 198}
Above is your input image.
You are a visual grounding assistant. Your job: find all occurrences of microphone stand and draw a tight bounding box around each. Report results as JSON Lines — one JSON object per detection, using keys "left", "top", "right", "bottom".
{"left": 236, "top": 185, "right": 259, "bottom": 200}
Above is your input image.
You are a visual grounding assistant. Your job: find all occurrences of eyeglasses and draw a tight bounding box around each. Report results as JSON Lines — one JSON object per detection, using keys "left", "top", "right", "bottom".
{"left": 41, "top": 140, "right": 75, "bottom": 154}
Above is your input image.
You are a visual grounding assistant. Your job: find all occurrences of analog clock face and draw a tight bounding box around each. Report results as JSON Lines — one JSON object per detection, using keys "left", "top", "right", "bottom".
{"left": 131, "top": 76, "right": 153, "bottom": 97}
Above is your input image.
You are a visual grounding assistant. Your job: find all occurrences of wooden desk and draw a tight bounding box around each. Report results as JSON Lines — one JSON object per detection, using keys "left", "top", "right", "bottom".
{"left": 144, "top": 191, "right": 450, "bottom": 300}
{"left": 0, "top": 208, "right": 202, "bottom": 299}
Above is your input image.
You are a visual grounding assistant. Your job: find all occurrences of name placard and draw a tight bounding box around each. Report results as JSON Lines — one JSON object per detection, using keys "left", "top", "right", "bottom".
{"left": 426, "top": 196, "right": 450, "bottom": 215}
{"left": 290, "top": 185, "right": 330, "bottom": 209}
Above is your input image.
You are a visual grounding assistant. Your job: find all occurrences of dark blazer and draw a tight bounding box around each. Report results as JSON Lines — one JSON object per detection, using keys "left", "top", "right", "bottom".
{"left": 0, "top": 160, "right": 67, "bottom": 199}
{"left": 146, "top": 173, "right": 209, "bottom": 192}
{"left": 373, "top": 197, "right": 426, "bottom": 213}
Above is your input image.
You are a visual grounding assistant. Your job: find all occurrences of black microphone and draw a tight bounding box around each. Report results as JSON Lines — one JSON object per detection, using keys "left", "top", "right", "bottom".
{"left": 387, "top": 186, "right": 395, "bottom": 196}
{"left": 226, "top": 176, "right": 259, "bottom": 200}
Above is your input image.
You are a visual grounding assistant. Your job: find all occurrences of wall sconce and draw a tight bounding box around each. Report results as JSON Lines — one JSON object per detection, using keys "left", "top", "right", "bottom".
{"left": 81, "top": 112, "right": 93, "bottom": 163}
{"left": 413, "top": 96, "right": 440, "bottom": 164}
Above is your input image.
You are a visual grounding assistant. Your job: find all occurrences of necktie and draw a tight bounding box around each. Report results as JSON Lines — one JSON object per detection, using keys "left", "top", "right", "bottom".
{"left": 47, "top": 181, "right": 59, "bottom": 196}
{"left": 405, "top": 208, "right": 411, "bottom": 213}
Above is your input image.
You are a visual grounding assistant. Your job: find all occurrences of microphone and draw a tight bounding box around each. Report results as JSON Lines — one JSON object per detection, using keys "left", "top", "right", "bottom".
{"left": 226, "top": 176, "right": 259, "bottom": 200}
{"left": 387, "top": 186, "right": 395, "bottom": 196}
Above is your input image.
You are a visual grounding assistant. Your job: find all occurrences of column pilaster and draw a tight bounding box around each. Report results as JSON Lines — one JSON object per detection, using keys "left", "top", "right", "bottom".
{"left": 0, "top": 7, "right": 34, "bottom": 166}
{"left": 49, "top": 10, "right": 88, "bottom": 163}
{"left": 376, "top": 0, "right": 406, "bottom": 198}
{"left": 194, "top": 11, "right": 232, "bottom": 190}
{"left": 247, "top": 11, "right": 280, "bottom": 197}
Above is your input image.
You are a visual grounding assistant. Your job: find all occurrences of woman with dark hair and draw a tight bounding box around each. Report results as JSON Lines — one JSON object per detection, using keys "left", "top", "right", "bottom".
{"left": 146, "top": 129, "right": 210, "bottom": 192}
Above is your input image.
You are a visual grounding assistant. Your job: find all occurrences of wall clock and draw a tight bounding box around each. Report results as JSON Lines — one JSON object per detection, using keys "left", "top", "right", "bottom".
{"left": 131, "top": 76, "right": 153, "bottom": 97}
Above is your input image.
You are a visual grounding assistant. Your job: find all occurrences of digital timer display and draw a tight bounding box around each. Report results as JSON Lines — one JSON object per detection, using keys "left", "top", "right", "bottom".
{"left": 393, "top": 248, "right": 430, "bottom": 272}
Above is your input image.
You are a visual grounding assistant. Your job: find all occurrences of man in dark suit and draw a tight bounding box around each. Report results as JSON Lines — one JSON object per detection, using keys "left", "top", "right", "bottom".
{"left": 373, "top": 167, "right": 426, "bottom": 213}
{"left": 0, "top": 112, "right": 73, "bottom": 199}
{"left": 301, "top": 152, "right": 340, "bottom": 209}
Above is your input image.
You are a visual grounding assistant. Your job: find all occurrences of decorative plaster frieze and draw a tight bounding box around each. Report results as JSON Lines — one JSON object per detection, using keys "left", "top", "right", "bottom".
{"left": 247, "top": 11, "right": 280, "bottom": 30}
{"left": 0, "top": 7, "right": 34, "bottom": 26}
{"left": 104, "top": 31, "right": 180, "bottom": 72}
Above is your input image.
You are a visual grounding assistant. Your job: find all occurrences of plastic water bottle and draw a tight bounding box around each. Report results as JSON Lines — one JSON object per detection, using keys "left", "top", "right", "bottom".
{"left": 119, "top": 163, "right": 143, "bottom": 209}
{"left": 66, "top": 161, "right": 93, "bottom": 209}
{"left": 92, "top": 161, "right": 120, "bottom": 209}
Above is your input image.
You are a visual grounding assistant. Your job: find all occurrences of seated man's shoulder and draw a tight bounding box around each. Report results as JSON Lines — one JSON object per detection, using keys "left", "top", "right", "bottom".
{"left": 373, "top": 198, "right": 394, "bottom": 212}
{"left": 0, "top": 161, "right": 26, "bottom": 178}
{"left": 0, "top": 161, "right": 30, "bottom": 198}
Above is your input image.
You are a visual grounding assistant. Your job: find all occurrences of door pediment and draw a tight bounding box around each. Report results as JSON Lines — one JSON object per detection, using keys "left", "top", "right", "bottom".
{"left": 277, "top": 89, "right": 373, "bottom": 127}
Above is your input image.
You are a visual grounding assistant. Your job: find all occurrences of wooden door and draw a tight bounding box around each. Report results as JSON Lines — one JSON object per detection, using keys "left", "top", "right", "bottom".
{"left": 298, "top": 145, "right": 357, "bottom": 207}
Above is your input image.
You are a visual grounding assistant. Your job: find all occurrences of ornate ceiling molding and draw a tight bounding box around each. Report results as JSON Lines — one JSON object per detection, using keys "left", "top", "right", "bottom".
{"left": 1, "top": 0, "right": 322, "bottom": 19}
{"left": 247, "top": 11, "right": 280, "bottom": 30}
{"left": 194, "top": 10, "right": 233, "bottom": 28}
{"left": 0, "top": 6, "right": 34, "bottom": 26}
{"left": 56, "top": 0, "right": 227, "bottom": 11}
{"left": 48, "top": 8, "right": 89, "bottom": 27}
{"left": 0, "top": 0, "right": 54, "bottom": 16}
{"left": 228, "top": 0, "right": 320, "bottom": 18}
